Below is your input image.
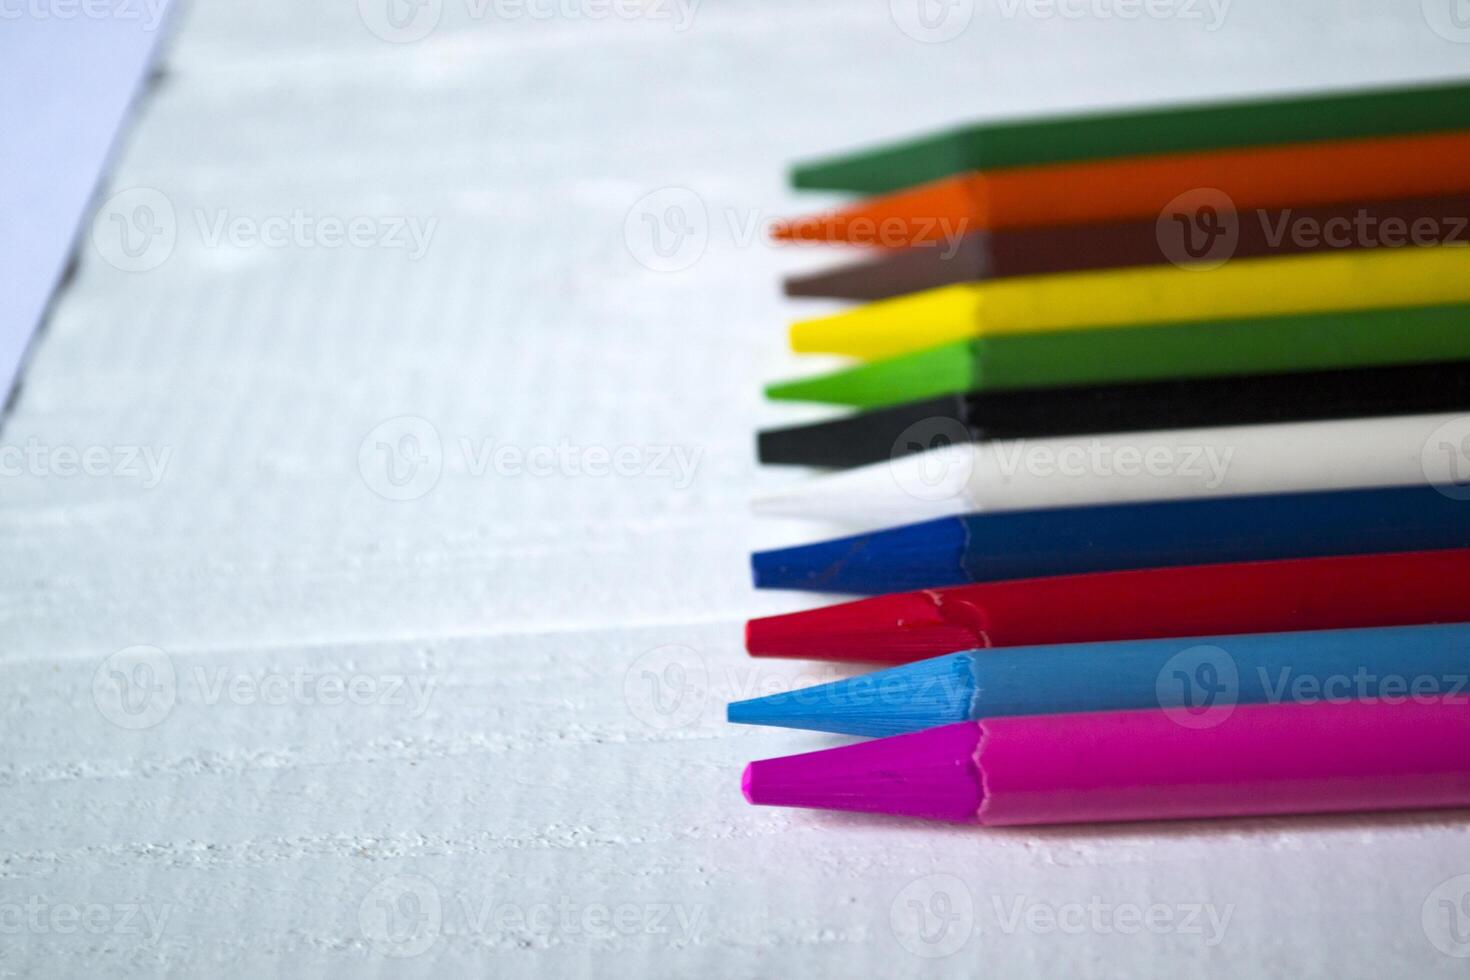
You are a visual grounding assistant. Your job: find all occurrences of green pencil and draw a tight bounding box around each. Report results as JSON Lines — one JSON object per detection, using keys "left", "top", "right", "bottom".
{"left": 793, "top": 78, "right": 1470, "bottom": 194}
{"left": 765, "top": 303, "right": 1470, "bottom": 409}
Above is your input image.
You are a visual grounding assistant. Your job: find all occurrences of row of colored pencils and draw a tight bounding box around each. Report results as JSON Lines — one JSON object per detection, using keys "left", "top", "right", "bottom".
{"left": 736, "top": 78, "right": 1470, "bottom": 828}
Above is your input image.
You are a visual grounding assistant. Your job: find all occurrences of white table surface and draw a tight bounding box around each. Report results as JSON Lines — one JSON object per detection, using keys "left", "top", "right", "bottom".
{"left": 6, "top": 1, "right": 1470, "bottom": 976}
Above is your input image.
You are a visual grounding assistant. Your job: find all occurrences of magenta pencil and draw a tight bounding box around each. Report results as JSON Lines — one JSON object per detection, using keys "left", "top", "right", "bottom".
{"left": 742, "top": 700, "right": 1470, "bottom": 826}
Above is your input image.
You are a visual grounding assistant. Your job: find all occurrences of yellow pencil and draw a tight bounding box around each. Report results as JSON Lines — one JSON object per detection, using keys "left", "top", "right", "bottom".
{"left": 789, "top": 245, "right": 1470, "bottom": 361}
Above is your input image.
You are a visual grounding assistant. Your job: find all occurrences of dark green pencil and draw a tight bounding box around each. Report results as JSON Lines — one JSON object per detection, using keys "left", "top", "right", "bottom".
{"left": 793, "top": 78, "right": 1470, "bottom": 194}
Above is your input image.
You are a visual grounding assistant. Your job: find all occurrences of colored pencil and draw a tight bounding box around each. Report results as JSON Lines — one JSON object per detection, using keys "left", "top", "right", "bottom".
{"left": 740, "top": 702, "right": 1470, "bottom": 825}
{"left": 784, "top": 193, "right": 1470, "bottom": 301}
{"left": 789, "top": 246, "right": 1470, "bottom": 361}
{"left": 757, "top": 360, "right": 1470, "bottom": 469}
{"left": 765, "top": 304, "right": 1470, "bottom": 410}
{"left": 750, "top": 484, "right": 1470, "bottom": 595}
{"left": 777, "top": 131, "right": 1470, "bottom": 246}
{"left": 730, "top": 622, "right": 1470, "bottom": 737}
{"left": 745, "top": 549, "right": 1470, "bottom": 663}
{"left": 792, "top": 78, "right": 1470, "bottom": 193}
{"left": 752, "top": 412, "right": 1463, "bottom": 529}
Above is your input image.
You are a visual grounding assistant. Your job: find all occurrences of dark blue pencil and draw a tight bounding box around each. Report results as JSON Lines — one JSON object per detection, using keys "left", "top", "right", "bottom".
{"left": 751, "top": 483, "right": 1470, "bottom": 595}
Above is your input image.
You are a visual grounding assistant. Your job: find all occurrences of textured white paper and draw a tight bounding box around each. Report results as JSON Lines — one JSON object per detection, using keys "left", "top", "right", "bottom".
{"left": 5, "top": 1, "right": 1470, "bottom": 976}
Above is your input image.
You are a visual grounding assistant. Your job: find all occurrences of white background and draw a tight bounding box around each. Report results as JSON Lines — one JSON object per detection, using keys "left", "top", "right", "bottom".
{"left": 5, "top": 0, "right": 1470, "bottom": 975}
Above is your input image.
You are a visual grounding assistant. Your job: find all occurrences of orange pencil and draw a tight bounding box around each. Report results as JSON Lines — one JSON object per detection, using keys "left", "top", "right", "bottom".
{"left": 773, "top": 130, "right": 1470, "bottom": 247}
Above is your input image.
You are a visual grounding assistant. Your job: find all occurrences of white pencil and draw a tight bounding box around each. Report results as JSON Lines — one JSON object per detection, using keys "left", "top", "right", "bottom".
{"left": 750, "top": 412, "right": 1467, "bottom": 531}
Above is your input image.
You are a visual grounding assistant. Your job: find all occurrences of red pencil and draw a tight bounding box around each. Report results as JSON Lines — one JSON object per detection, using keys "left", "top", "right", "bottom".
{"left": 745, "top": 549, "right": 1470, "bottom": 663}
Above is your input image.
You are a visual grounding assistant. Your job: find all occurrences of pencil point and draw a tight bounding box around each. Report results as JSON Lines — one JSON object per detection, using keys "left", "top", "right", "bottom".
{"left": 788, "top": 282, "right": 982, "bottom": 360}
{"left": 764, "top": 342, "right": 977, "bottom": 409}
{"left": 783, "top": 234, "right": 988, "bottom": 303}
{"left": 742, "top": 722, "right": 985, "bottom": 822}
{"left": 746, "top": 589, "right": 981, "bottom": 662}
{"left": 752, "top": 455, "right": 972, "bottom": 528}
{"left": 750, "top": 518, "right": 972, "bottom": 595}
{"left": 727, "top": 653, "right": 979, "bottom": 738}
{"left": 758, "top": 396, "right": 970, "bottom": 469}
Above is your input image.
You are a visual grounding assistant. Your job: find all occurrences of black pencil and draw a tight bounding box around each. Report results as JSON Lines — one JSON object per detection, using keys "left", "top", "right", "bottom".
{"left": 757, "top": 359, "right": 1470, "bottom": 469}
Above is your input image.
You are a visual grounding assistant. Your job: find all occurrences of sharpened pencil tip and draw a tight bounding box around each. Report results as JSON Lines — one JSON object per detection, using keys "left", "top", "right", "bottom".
{"left": 726, "top": 699, "right": 753, "bottom": 724}
{"left": 741, "top": 723, "right": 985, "bottom": 822}
{"left": 746, "top": 590, "right": 981, "bottom": 662}
{"left": 751, "top": 518, "right": 972, "bottom": 595}
{"left": 727, "top": 653, "right": 979, "bottom": 738}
